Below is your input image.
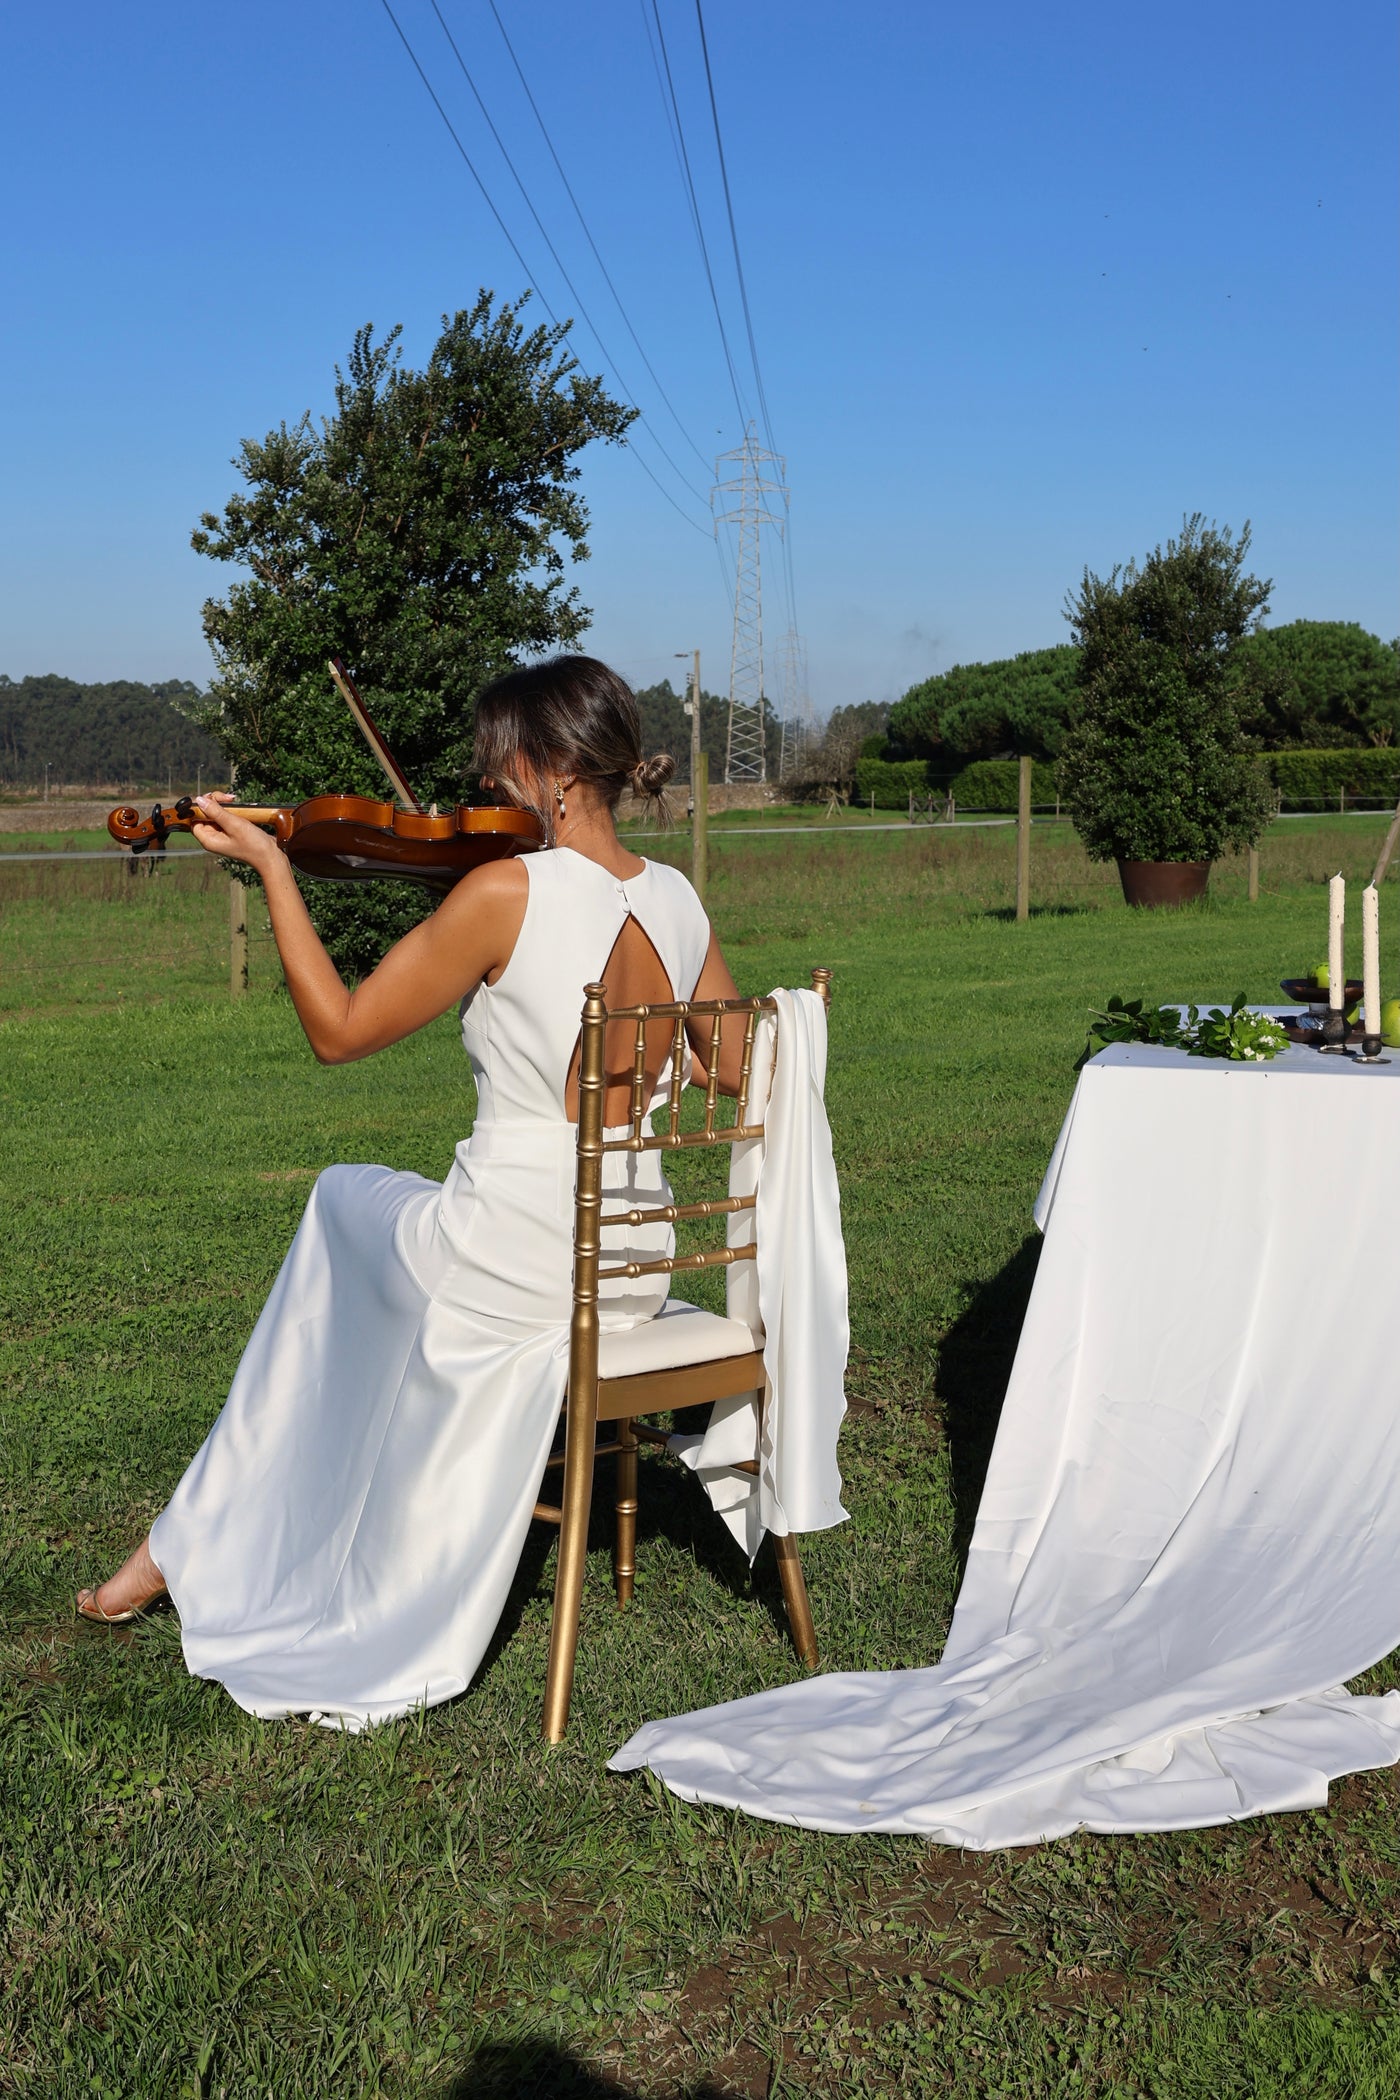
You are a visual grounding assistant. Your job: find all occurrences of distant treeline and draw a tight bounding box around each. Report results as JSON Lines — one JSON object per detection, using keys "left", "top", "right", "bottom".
{"left": 0, "top": 674, "right": 223, "bottom": 790}
{"left": 882, "top": 621, "right": 1400, "bottom": 767}
{"left": 0, "top": 670, "right": 780, "bottom": 793}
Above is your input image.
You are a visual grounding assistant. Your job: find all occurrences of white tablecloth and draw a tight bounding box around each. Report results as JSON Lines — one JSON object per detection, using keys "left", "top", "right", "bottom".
{"left": 611, "top": 1035, "right": 1400, "bottom": 1842}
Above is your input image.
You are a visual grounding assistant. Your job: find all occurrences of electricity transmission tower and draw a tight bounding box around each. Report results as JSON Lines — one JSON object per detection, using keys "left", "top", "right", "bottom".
{"left": 712, "top": 425, "right": 787, "bottom": 782}
{"left": 777, "top": 627, "right": 816, "bottom": 780}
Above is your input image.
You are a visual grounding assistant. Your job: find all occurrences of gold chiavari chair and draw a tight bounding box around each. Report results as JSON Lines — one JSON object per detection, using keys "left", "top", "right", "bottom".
{"left": 536, "top": 968, "right": 832, "bottom": 1742}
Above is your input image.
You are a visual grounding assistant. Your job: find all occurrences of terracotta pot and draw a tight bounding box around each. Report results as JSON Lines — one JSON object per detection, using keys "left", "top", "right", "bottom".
{"left": 1116, "top": 859, "right": 1212, "bottom": 909}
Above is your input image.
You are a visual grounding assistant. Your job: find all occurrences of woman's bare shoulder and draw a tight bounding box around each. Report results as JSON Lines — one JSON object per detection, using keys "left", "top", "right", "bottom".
{"left": 435, "top": 854, "right": 531, "bottom": 917}
{"left": 422, "top": 854, "right": 532, "bottom": 960}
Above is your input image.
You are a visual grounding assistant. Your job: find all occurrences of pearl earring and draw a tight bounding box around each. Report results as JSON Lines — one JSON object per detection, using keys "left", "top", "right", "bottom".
{"left": 554, "top": 782, "right": 566, "bottom": 822}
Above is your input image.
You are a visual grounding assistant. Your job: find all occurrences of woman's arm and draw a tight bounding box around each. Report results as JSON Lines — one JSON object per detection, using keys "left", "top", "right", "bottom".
{"left": 684, "top": 930, "right": 750, "bottom": 1097}
{"left": 190, "top": 795, "right": 527, "bottom": 1064}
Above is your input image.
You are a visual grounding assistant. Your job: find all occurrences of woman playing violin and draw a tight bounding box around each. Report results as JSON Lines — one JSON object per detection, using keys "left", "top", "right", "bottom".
{"left": 78, "top": 656, "right": 745, "bottom": 1730}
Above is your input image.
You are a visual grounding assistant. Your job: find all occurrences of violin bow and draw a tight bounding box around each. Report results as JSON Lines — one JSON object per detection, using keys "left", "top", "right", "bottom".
{"left": 327, "top": 656, "right": 425, "bottom": 815}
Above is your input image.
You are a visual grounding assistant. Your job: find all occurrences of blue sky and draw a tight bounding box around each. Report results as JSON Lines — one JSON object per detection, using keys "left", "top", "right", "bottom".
{"left": 2, "top": 0, "right": 1395, "bottom": 716}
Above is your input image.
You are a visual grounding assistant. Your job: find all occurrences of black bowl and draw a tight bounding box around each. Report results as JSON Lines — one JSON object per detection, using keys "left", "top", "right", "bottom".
{"left": 1280, "top": 978, "right": 1364, "bottom": 1007}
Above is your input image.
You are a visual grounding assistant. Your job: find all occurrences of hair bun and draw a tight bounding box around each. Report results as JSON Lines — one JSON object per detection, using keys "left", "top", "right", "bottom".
{"left": 632, "top": 752, "right": 676, "bottom": 798}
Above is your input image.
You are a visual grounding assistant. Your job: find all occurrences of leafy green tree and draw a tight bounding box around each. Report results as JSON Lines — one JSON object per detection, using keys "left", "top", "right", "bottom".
{"left": 887, "top": 645, "right": 1079, "bottom": 763}
{"left": 1057, "top": 515, "right": 1275, "bottom": 862}
{"left": 1234, "top": 620, "right": 1400, "bottom": 748}
{"left": 186, "top": 295, "right": 634, "bottom": 975}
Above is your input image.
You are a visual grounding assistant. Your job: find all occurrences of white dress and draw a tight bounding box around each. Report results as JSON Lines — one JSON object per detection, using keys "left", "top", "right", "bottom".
{"left": 150, "top": 848, "right": 712, "bottom": 1729}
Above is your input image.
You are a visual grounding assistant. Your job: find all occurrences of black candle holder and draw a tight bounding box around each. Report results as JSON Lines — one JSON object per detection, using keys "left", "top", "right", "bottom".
{"left": 1318, "top": 1008, "right": 1350, "bottom": 1053}
{"left": 1352, "top": 1033, "right": 1392, "bottom": 1065}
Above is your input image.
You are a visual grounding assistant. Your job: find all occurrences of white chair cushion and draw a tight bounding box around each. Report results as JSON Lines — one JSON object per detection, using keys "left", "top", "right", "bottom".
{"left": 597, "top": 1299, "right": 761, "bottom": 1380}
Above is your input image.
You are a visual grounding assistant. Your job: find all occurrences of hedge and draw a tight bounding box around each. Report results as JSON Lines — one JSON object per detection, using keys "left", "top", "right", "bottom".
{"left": 1267, "top": 748, "right": 1400, "bottom": 808}
{"left": 854, "top": 748, "right": 1400, "bottom": 816}
{"left": 852, "top": 758, "right": 940, "bottom": 808}
{"left": 853, "top": 756, "right": 1059, "bottom": 812}
{"left": 948, "top": 759, "right": 1060, "bottom": 811}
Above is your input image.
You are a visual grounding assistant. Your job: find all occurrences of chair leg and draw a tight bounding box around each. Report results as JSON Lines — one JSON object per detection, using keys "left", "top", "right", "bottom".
{"left": 614, "top": 1417, "right": 638, "bottom": 1607}
{"left": 542, "top": 1389, "right": 600, "bottom": 1744}
{"left": 772, "top": 1530, "right": 819, "bottom": 1668}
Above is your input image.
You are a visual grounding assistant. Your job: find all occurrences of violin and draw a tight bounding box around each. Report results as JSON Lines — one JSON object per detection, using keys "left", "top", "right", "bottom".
{"left": 107, "top": 793, "right": 543, "bottom": 893}
{"left": 106, "top": 655, "right": 545, "bottom": 892}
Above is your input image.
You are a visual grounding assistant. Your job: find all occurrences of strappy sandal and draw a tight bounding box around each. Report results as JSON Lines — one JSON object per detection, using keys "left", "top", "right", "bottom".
{"left": 75, "top": 1583, "right": 168, "bottom": 1626}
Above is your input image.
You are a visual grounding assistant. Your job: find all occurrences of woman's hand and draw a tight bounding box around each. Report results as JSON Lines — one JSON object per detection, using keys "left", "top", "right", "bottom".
{"left": 189, "top": 793, "right": 281, "bottom": 876}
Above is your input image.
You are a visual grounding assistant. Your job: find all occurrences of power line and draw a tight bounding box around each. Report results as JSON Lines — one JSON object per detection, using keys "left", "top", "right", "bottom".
{"left": 691, "top": 1, "right": 802, "bottom": 651}
{"left": 378, "top": 0, "right": 556, "bottom": 322}
{"left": 634, "top": 0, "right": 765, "bottom": 637}
{"left": 377, "top": 0, "right": 712, "bottom": 540}
{"left": 638, "top": 0, "right": 693, "bottom": 209}
{"left": 427, "top": 0, "right": 712, "bottom": 514}
{"left": 641, "top": 0, "right": 753, "bottom": 439}
{"left": 483, "top": 0, "right": 715, "bottom": 480}
{"left": 693, "top": 0, "right": 778, "bottom": 462}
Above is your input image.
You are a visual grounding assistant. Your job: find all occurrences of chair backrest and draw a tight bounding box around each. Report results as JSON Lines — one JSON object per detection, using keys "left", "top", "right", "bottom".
{"left": 568, "top": 969, "right": 831, "bottom": 1399}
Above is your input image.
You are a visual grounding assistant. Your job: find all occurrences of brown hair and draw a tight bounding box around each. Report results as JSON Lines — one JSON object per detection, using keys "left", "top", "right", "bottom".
{"left": 472, "top": 655, "right": 675, "bottom": 834}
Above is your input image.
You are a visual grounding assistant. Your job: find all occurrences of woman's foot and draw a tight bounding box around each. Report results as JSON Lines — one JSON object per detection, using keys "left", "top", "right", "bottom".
{"left": 76, "top": 1534, "right": 167, "bottom": 1624}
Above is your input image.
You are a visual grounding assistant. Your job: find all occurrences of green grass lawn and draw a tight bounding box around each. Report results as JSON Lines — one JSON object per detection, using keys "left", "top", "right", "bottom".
{"left": 7, "top": 817, "right": 1400, "bottom": 2097}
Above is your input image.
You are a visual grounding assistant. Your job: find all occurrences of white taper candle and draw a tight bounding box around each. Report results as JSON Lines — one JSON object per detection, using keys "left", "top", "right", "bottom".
{"left": 1363, "top": 883, "right": 1380, "bottom": 1036}
{"left": 1328, "top": 873, "right": 1345, "bottom": 1011}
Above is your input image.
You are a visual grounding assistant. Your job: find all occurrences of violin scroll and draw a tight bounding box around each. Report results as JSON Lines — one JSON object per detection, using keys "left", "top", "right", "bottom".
{"left": 107, "top": 798, "right": 290, "bottom": 854}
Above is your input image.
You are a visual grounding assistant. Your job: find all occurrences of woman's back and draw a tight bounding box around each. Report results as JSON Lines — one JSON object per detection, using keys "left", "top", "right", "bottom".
{"left": 462, "top": 846, "right": 711, "bottom": 1130}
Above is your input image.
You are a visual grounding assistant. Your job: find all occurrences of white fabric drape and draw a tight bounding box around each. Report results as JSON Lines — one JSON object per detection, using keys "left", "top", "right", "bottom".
{"left": 612, "top": 1041, "right": 1400, "bottom": 1841}
{"left": 670, "top": 987, "right": 851, "bottom": 1559}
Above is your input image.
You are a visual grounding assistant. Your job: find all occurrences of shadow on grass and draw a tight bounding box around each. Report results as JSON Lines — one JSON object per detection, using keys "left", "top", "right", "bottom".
{"left": 631, "top": 1439, "right": 799, "bottom": 1647}
{"left": 467, "top": 1422, "right": 798, "bottom": 1698}
{"left": 936, "top": 1233, "right": 1042, "bottom": 1567}
{"left": 443, "top": 2039, "right": 734, "bottom": 2099}
{"left": 981, "top": 903, "right": 1095, "bottom": 922}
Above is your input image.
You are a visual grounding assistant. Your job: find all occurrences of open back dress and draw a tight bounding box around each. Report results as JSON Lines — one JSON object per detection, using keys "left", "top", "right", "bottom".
{"left": 150, "top": 847, "right": 712, "bottom": 1728}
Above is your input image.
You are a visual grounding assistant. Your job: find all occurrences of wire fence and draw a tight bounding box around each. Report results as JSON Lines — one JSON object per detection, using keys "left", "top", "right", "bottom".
{"left": 7, "top": 804, "right": 1400, "bottom": 1018}
{"left": 0, "top": 855, "right": 277, "bottom": 1014}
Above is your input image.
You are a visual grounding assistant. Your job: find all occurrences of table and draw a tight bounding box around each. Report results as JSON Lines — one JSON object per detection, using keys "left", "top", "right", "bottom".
{"left": 613, "top": 1031, "right": 1400, "bottom": 1842}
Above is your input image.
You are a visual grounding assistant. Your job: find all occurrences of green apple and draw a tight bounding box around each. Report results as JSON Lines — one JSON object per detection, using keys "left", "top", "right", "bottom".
{"left": 1346, "top": 1001, "right": 1362, "bottom": 1027}
{"left": 1310, "top": 962, "right": 1330, "bottom": 989}
{"left": 1382, "top": 998, "right": 1400, "bottom": 1047}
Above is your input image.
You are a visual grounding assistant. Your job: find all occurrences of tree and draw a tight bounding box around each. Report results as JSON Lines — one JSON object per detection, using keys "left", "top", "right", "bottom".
{"left": 1234, "top": 620, "right": 1400, "bottom": 748}
{"left": 1057, "top": 515, "right": 1275, "bottom": 862}
{"left": 887, "top": 645, "right": 1079, "bottom": 764}
{"left": 186, "top": 295, "right": 634, "bottom": 975}
{"left": 0, "top": 674, "right": 218, "bottom": 789}
{"left": 795, "top": 701, "right": 892, "bottom": 800}
{"left": 632, "top": 680, "right": 781, "bottom": 784}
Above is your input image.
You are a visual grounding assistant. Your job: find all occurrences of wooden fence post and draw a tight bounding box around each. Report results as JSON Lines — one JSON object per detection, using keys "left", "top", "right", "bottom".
{"left": 1247, "top": 846, "right": 1259, "bottom": 902}
{"left": 230, "top": 877, "right": 248, "bottom": 998}
{"left": 1015, "top": 755, "right": 1032, "bottom": 923}
{"left": 692, "top": 752, "right": 709, "bottom": 906}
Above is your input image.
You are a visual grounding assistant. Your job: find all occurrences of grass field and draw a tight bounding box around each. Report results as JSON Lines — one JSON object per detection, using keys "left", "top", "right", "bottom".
{"left": 7, "top": 816, "right": 1400, "bottom": 2097}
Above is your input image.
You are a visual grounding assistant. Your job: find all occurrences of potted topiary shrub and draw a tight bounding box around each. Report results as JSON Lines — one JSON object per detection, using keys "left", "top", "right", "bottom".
{"left": 1057, "top": 515, "right": 1275, "bottom": 906}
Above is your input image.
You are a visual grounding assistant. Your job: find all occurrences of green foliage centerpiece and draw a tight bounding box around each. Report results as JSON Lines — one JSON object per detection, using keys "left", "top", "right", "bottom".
{"left": 1057, "top": 515, "right": 1276, "bottom": 906}
{"left": 1080, "top": 995, "right": 1290, "bottom": 1066}
{"left": 184, "top": 295, "right": 634, "bottom": 977}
